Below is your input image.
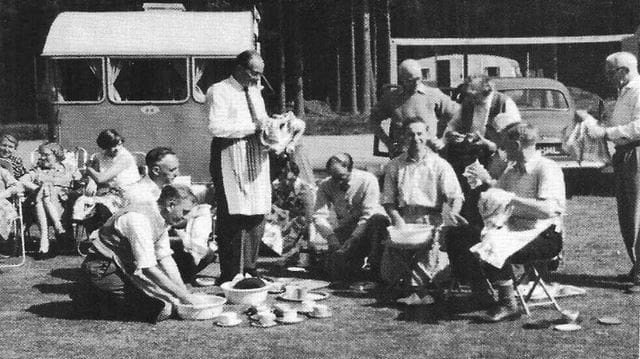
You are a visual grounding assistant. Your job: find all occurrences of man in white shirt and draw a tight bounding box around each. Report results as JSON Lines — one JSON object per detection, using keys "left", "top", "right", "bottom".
{"left": 381, "top": 118, "right": 464, "bottom": 299}
{"left": 314, "top": 153, "right": 389, "bottom": 280}
{"left": 207, "top": 50, "right": 271, "bottom": 284}
{"left": 72, "top": 185, "right": 206, "bottom": 322}
{"left": 125, "top": 147, "right": 180, "bottom": 204}
{"left": 586, "top": 52, "right": 640, "bottom": 291}
{"left": 469, "top": 123, "right": 565, "bottom": 322}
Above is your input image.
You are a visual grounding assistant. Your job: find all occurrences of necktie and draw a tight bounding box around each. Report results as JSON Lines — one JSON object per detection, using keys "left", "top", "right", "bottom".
{"left": 244, "top": 87, "right": 259, "bottom": 181}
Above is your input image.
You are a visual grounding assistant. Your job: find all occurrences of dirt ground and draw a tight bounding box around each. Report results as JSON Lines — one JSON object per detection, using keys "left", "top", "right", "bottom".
{"left": 0, "top": 195, "right": 638, "bottom": 359}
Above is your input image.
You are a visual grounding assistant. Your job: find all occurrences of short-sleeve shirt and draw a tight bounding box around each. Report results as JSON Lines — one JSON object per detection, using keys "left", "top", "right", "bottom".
{"left": 115, "top": 212, "right": 172, "bottom": 271}
{"left": 382, "top": 151, "right": 464, "bottom": 209}
{"left": 497, "top": 152, "right": 565, "bottom": 230}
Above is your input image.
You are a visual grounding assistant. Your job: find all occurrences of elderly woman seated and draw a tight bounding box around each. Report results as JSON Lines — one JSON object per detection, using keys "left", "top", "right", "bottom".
{"left": 20, "top": 142, "right": 81, "bottom": 259}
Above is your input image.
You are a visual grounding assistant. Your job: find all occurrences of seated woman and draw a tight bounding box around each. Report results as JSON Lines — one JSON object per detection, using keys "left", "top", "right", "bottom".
{"left": 82, "top": 129, "right": 141, "bottom": 232}
{"left": 0, "top": 165, "right": 22, "bottom": 246}
{"left": 0, "top": 133, "right": 27, "bottom": 180}
{"left": 20, "top": 142, "right": 80, "bottom": 259}
{"left": 267, "top": 159, "right": 315, "bottom": 264}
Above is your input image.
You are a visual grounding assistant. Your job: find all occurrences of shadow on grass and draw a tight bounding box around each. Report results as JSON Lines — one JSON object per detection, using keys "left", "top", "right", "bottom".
{"left": 33, "top": 283, "right": 75, "bottom": 295}
{"left": 27, "top": 301, "right": 147, "bottom": 323}
{"left": 50, "top": 267, "right": 82, "bottom": 282}
{"left": 549, "top": 273, "right": 629, "bottom": 290}
{"left": 27, "top": 301, "right": 96, "bottom": 321}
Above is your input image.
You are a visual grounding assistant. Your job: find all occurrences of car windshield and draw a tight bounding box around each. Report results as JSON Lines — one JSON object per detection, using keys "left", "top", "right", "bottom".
{"left": 500, "top": 89, "right": 569, "bottom": 110}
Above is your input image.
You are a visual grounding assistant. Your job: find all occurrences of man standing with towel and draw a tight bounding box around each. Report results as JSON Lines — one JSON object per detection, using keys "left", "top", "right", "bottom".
{"left": 207, "top": 50, "right": 271, "bottom": 284}
{"left": 586, "top": 52, "right": 640, "bottom": 292}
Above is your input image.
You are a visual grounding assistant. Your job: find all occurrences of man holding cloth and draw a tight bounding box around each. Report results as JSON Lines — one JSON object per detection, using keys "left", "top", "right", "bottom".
{"left": 586, "top": 51, "right": 640, "bottom": 291}
{"left": 207, "top": 50, "right": 271, "bottom": 284}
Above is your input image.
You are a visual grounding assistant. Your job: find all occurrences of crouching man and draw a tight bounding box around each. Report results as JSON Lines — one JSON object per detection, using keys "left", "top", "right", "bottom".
{"left": 381, "top": 118, "right": 465, "bottom": 301}
{"left": 467, "top": 123, "right": 565, "bottom": 322}
{"left": 71, "top": 185, "right": 206, "bottom": 322}
{"left": 314, "top": 153, "right": 390, "bottom": 281}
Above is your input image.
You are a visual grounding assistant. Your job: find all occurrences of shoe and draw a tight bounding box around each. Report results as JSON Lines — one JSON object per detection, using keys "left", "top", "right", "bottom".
{"left": 484, "top": 305, "right": 521, "bottom": 322}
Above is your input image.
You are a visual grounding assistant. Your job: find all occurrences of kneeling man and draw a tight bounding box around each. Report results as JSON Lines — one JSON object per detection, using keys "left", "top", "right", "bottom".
{"left": 71, "top": 185, "right": 205, "bottom": 322}
{"left": 468, "top": 123, "right": 565, "bottom": 322}
{"left": 381, "top": 118, "right": 465, "bottom": 296}
{"left": 314, "top": 153, "right": 390, "bottom": 280}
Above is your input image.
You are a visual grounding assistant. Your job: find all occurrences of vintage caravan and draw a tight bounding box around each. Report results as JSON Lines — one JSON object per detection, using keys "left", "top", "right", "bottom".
{"left": 40, "top": 6, "right": 259, "bottom": 182}
{"left": 416, "top": 54, "right": 522, "bottom": 89}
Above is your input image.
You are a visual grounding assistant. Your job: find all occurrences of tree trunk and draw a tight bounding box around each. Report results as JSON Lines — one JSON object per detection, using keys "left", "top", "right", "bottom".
{"left": 349, "top": 0, "right": 358, "bottom": 114}
{"left": 292, "top": 1, "right": 305, "bottom": 118}
{"left": 335, "top": 48, "right": 342, "bottom": 112}
{"left": 378, "top": 0, "right": 391, "bottom": 86}
{"left": 370, "top": 0, "right": 377, "bottom": 106}
{"left": 360, "top": 0, "right": 372, "bottom": 114}
{"left": 277, "top": 0, "right": 286, "bottom": 113}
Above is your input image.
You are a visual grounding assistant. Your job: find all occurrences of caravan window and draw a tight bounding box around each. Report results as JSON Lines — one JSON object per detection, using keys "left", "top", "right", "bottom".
{"left": 108, "top": 58, "right": 188, "bottom": 103}
{"left": 51, "top": 58, "right": 104, "bottom": 103}
{"left": 192, "top": 58, "right": 236, "bottom": 103}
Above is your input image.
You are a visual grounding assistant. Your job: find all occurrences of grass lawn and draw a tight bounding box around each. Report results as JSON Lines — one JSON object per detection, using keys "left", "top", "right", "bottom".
{"left": 0, "top": 195, "right": 638, "bottom": 359}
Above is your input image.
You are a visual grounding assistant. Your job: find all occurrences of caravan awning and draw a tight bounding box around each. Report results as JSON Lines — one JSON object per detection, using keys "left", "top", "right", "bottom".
{"left": 42, "top": 11, "right": 257, "bottom": 56}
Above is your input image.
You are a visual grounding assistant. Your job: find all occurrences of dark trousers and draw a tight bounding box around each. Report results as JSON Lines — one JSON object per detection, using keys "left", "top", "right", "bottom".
{"left": 71, "top": 253, "right": 164, "bottom": 322}
{"left": 329, "top": 214, "right": 390, "bottom": 280}
{"left": 612, "top": 146, "right": 640, "bottom": 277}
{"left": 210, "top": 138, "right": 265, "bottom": 283}
{"left": 483, "top": 226, "right": 563, "bottom": 283}
{"left": 446, "top": 224, "right": 485, "bottom": 285}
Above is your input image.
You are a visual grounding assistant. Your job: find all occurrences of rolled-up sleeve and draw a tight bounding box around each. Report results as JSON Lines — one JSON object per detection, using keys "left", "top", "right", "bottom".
{"left": 381, "top": 161, "right": 398, "bottom": 205}
{"left": 116, "top": 213, "right": 158, "bottom": 270}
{"left": 313, "top": 182, "right": 335, "bottom": 238}
{"left": 605, "top": 87, "right": 640, "bottom": 142}
{"left": 207, "top": 83, "right": 256, "bottom": 138}
{"left": 438, "top": 162, "right": 464, "bottom": 201}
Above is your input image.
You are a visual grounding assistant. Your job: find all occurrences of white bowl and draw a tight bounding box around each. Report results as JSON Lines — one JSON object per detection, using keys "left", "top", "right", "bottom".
{"left": 176, "top": 293, "right": 226, "bottom": 320}
{"left": 220, "top": 281, "right": 269, "bottom": 305}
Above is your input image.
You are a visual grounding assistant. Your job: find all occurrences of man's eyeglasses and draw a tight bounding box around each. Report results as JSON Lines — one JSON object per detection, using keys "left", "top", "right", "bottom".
{"left": 243, "top": 66, "right": 263, "bottom": 78}
{"left": 606, "top": 66, "right": 626, "bottom": 76}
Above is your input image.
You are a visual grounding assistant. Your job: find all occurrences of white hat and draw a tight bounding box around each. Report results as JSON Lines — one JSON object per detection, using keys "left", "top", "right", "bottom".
{"left": 493, "top": 112, "right": 522, "bottom": 133}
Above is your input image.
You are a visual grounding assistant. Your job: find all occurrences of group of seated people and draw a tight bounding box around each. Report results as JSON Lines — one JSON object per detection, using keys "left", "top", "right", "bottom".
{"left": 1, "top": 69, "right": 565, "bottom": 324}
{"left": 312, "top": 72, "right": 566, "bottom": 323}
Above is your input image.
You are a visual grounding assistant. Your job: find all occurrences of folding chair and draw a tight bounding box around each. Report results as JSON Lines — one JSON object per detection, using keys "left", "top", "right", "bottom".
{"left": 511, "top": 256, "right": 564, "bottom": 316}
{"left": 0, "top": 158, "right": 26, "bottom": 268}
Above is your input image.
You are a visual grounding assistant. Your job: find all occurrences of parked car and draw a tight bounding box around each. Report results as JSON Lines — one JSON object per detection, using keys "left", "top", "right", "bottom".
{"left": 493, "top": 77, "right": 607, "bottom": 170}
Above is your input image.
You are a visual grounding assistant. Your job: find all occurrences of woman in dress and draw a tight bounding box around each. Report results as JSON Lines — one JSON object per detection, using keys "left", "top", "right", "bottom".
{"left": 82, "top": 129, "right": 141, "bottom": 232}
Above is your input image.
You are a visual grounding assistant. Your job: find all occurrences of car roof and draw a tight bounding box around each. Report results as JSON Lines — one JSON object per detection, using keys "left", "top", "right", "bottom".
{"left": 492, "top": 77, "right": 570, "bottom": 92}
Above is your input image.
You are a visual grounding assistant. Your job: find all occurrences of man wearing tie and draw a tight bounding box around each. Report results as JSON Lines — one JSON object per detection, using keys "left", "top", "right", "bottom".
{"left": 207, "top": 50, "right": 271, "bottom": 284}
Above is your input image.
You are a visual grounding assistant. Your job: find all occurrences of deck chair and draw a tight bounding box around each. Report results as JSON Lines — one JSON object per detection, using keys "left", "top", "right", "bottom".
{"left": 511, "top": 255, "right": 564, "bottom": 316}
{"left": 0, "top": 159, "right": 26, "bottom": 268}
